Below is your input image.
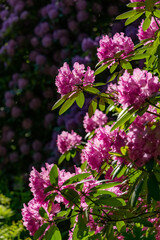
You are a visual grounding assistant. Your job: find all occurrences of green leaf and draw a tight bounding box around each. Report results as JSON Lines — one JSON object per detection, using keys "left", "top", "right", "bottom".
{"left": 44, "top": 193, "right": 58, "bottom": 202}
{"left": 93, "top": 82, "right": 106, "bottom": 87}
{"left": 154, "top": 9, "right": 160, "bottom": 18}
{"left": 99, "top": 98, "right": 105, "bottom": 111}
{"left": 116, "top": 221, "right": 126, "bottom": 233}
{"left": 61, "top": 188, "right": 81, "bottom": 205}
{"left": 129, "top": 53, "right": 150, "bottom": 60}
{"left": 112, "top": 165, "right": 126, "bottom": 180}
{"left": 66, "top": 151, "right": 71, "bottom": 161}
{"left": 39, "top": 207, "right": 48, "bottom": 219}
{"left": 49, "top": 165, "right": 58, "bottom": 186}
{"left": 116, "top": 10, "right": 141, "bottom": 20}
{"left": 63, "top": 173, "right": 91, "bottom": 186}
{"left": 145, "top": 0, "right": 154, "bottom": 12}
{"left": 121, "top": 60, "right": 132, "bottom": 70}
{"left": 125, "top": 12, "right": 144, "bottom": 26}
{"left": 58, "top": 154, "right": 66, "bottom": 165}
{"left": 147, "top": 173, "right": 160, "bottom": 201}
{"left": 33, "top": 223, "right": 49, "bottom": 240}
{"left": 44, "top": 185, "right": 54, "bottom": 193}
{"left": 95, "top": 197, "right": 124, "bottom": 207}
{"left": 84, "top": 86, "right": 100, "bottom": 94}
{"left": 88, "top": 98, "right": 97, "bottom": 117}
{"left": 111, "top": 107, "right": 137, "bottom": 131}
{"left": 44, "top": 225, "right": 62, "bottom": 240}
{"left": 131, "top": 179, "right": 144, "bottom": 207}
{"left": 133, "top": 218, "right": 153, "bottom": 227}
{"left": 72, "top": 214, "right": 89, "bottom": 240}
{"left": 90, "top": 182, "right": 120, "bottom": 192}
{"left": 59, "top": 93, "right": 77, "bottom": 115}
{"left": 94, "top": 61, "right": 113, "bottom": 75}
{"left": 52, "top": 91, "right": 75, "bottom": 110}
{"left": 76, "top": 91, "right": 85, "bottom": 108}
{"left": 110, "top": 62, "right": 118, "bottom": 74}
{"left": 142, "top": 15, "right": 151, "bottom": 31}
{"left": 108, "top": 72, "right": 118, "bottom": 83}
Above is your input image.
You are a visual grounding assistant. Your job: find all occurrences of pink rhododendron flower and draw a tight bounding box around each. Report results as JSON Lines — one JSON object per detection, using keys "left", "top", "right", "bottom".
{"left": 57, "top": 130, "right": 82, "bottom": 154}
{"left": 127, "top": 122, "right": 160, "bottom": 167}
{"left": 97, "top": 32, "right": 134, "bottom": 64}
{"left": 83, "top": 109, "right": 108, "bottom": 132}
{"left": 138, "top": 17, "right": 160, "bottom": 41}
{"left": 55, "top": 62, "right": 95, "bottom": 96}
{"left": 117, "top": 68, "right": 160, "bottom": 108}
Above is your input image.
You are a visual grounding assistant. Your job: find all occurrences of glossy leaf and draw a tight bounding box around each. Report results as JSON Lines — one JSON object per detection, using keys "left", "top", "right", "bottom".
{"left": 63, "top": 173, "right": 91, "bottom": 186}
{"left": 76, "top": 91, "right": 85, "bottom": 108}
{"left": 44, "top": 225, "right": 62, "bottom": 240}
{"left": 125, "top": 12, "right": 144, "bottom": 26}
{"left": 99, "top": 97, "right": 105, "bottom": 111}
{"left": 111, "top": 107, "right": 137, "bottom": 131}
{"left": 88, "top": 98, "right": 97, "bottom": 117}
{"left": 147, "top": 173, "right": 160, "bottom": 201}
{"left": 142, "top": 15, "right": 151, "bottom": 31}
{"left": 94, "top": 61, "right": 113, "bottom": 75}
{"left": 116, "top": 10, "right": 141, "bottom": 20}
{"left": 33, "top": 223, "right": 49, "bottom": 240}
{"left": 49, "top": 164, "right": 58, "bottom": 186}
{"left": 90, "top": 182, "right": 120, "bottom": 192}
{"left": 110, "top": 62, "right": 118, "bottom": 74}
{"left": 59, "top": 93, "right": 77, "bottom": 115}
{"left": 58, "top": 154, "right": 66, "bottom": 165}
{"left": 131, "top": 179, "right": 144, "bottom": 207}
{"left": 61, "top": 188, "right": 81, "bottom": 205}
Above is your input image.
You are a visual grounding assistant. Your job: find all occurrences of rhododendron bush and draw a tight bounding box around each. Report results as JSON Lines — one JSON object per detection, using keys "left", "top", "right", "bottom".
{"left": 22, "top": 0, "right": 160, "bottom": 239}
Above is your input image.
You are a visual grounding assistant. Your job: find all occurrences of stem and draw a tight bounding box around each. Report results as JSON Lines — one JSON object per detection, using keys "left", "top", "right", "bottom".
{"left": 153, "top": 15, "right": 160, "bottom": 29}
{"left": 146, "top": 110, "right": 160, "bottom": 117}
{"left": 81, "top": 192, "right": 111, "bottom": 220}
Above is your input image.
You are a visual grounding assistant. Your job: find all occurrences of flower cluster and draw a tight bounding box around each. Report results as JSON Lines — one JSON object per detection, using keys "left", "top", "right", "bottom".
{"left": 57, "top": 130, "right": 82, "bottom": 154}
{"left": 97, "top": 32, "right": 134, "bottom": 63}
{"left": 83, "top": 109, "right": 108, "bottom": 132}
{"left": 117, "top": 68, "right": 160, "bottom": 108}
{"left": 55, "top": 62, "right": 95, "bottom": 96}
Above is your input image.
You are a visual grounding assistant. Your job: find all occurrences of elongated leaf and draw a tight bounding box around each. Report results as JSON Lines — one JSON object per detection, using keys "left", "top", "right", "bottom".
{"left": 49, "top": 164, "right": 58, "bottom": 186}
{"left": 63, "top": 173, "right": 91, "bottom": 186}
{"left": 72, "top": 214, "right": 89, "bottom": 240}
{"left": 111, "top": 107, "right": 137, "bottom": 131}
{"left": 131, "top": 179, "right": 144, "bottom": 207}
{"left": 84, "top": 86, "right": 99, "bottom": 94}
{"left": 90, "top": 182, "right": 120, "bottom": 192}
{"left": 39, "top": 207, "right": 48, "bottom": 219}
{"left": 44, "top": 192, "right": 58, "bottom": 202}
{"left": 44, "top": 225, "right": 62, "bottom": 240}
{"left": 154, "top": 9, "right": 160, "bottom": 18}
{"left": 147, "top": 173, "right": 160, "bottom": 201}
{"left": 94, "top": 61, "right": 113, "bottom": 75}
{"left": 52, "top": 91, "right": 75, "bottom": 110}
{"left": 33, "top": 223, "right": 49, "bottom": 240}
{"left": 59, "top": 94, "right": 77, "bottom": 115}
{"left": 116, "top": 10, "right": 141, "bottom": 20}
{"left": 58, "top": 154, "right": 66, "bottom": 165}
{"left": 129, "top": 53, "right": 149, "bottom": 60}
{"left": 108, "top": 72, "right": 118, "bottom": 83}
{"left": 133, "top": 218, "right": 153, "bottom": 227}
{"left": 76, "top": 91, "right": 85, "bottom": 108}
{"left": 99, "top": 97, "right": 105, "bottom": 111}
{"left": 110, "top": 62, "right": 118, "bottom": 74}
{"left": 61, "top": 188, "right": 81, "bottom": 205}
{"left": 88, "top": 98, "right": 97, "bottom": 117}
{"left": 125, "top": 12, "right": 144, "bottom": 26}
{"left": 121, "top": 60, "right": 132, "bottom": 70}
{"left": 142, "top": 15, "right": 151, "bottom": 31}
{"left": 95, "top": 197, "right": 124, "bottom": 207}
{"left": 93, "top": 82, "right": 106, "bottom": 87}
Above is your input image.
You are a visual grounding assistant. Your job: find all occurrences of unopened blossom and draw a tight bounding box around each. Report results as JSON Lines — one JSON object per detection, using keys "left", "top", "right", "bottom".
{"left": 55, "top": 62, "right": 95, "bottom": 96}
{"left": 57, "top": 130, "right": 82, "bottom": 154}
{"left": 83, "top": 109, "right": 108, "bottom": 132}
{"left": 97, "top": 32, "right": 134, "bottom": 63}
